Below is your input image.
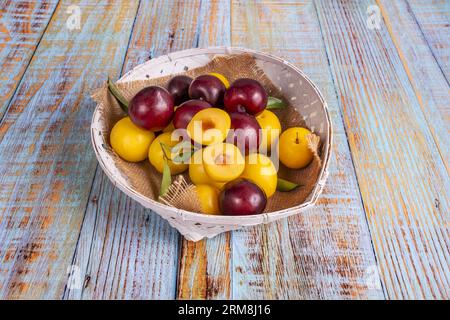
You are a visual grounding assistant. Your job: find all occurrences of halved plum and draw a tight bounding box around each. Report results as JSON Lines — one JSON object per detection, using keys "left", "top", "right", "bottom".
{"left": 186, "top": 108, "right": 230, "bottom": 146}
{"left": 202, "top": 143, "right": 245, "bottom": 182}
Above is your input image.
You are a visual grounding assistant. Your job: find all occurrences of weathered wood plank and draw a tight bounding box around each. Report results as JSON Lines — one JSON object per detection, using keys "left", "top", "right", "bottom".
{"left": 0, "top": 0, "right": 59, "bottom": 119}
{"left": 0, "top": 0, "right": 139, "bottom": 299}
{"left": 178, "top": 233, "right": 231, "bottom": 299}
{"left": 176, "top": 0, "right": 232, "bottom": 300}
{"left": 376, "top": 0, "right": 449, "bottom": 185}
{"left": 230, "top": 0, "right": 384, "bottom": 299}
{"left": 315, "top": 0, "right": 449, "bottom": 299}
{"left": 63, "top": 172, "right": 179, "bottom": 299}
{"left": 406, "top": 0, "right": 450, "bottom": 82}
{"left": 65, "top": 0, "right": 232, "bottom": 300}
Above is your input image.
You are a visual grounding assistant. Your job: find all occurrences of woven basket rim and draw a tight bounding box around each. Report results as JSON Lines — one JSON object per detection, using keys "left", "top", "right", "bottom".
{"left": 91, "top": 46, "right": 333, "bottom": 224}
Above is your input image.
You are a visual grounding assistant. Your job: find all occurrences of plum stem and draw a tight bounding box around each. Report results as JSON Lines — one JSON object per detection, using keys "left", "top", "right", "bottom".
{"left": 295, "top": 132, "right": 300, "bottom": 144}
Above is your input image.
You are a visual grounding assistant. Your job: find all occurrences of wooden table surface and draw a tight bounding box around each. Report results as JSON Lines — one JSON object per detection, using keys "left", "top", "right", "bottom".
{"left": 0, "top": 0, "right": 448, "bottom": 300}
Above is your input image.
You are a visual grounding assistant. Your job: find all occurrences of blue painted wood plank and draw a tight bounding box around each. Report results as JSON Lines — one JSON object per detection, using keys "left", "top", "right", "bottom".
{"left": 377, "top": 0, "right": 449, "bottom": 200}
{"left": 315, "top": 0, "right": 449, "bottom": 299}
{"left": 0, "top": 0, "right": 139, "bottom": 299}
{"left": 406, "top": 0, "right": 450, "bottom": 82}
{"left": 64, "top": 172, "right": 179, "bottom": 299}
{"left": 0, "top": 0, "right": 59, "bottom": 119}
{"left": 230, "top": 0, "right": 384, "bottom": 299}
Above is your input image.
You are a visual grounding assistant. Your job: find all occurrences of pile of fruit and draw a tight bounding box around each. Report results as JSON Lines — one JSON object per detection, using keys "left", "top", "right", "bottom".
{"left": 108, "top": 72, "right": 315, "bottom": 216}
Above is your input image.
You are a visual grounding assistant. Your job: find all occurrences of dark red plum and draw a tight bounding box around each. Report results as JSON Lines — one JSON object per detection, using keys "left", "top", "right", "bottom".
{"left": 167, "top": 75, "right": 193, "bottom": 105}
{"left": 224, "top": 78, "right": 268, "bottom": 115}
{"left": 189, "top": 74, "right": 226, "bottom": 107}
{"left": 219, "top": 179, "right": 267, "bottom": 216}
{"left": 173, "top": 99, "right": 211, "bottom": 129}
{"left": 227, "top": 112, "right": 261, "bottom": 155}
{"left": 129, "top": 86, "right": 174, "bottom": 131}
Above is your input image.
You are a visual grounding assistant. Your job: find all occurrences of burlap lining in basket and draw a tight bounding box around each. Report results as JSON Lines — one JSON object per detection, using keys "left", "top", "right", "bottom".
{"left": 92, "top": 54, "right": 323, "bottom": 213}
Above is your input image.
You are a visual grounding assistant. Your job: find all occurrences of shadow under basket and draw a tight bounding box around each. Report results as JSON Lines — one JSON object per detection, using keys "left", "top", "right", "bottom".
{"left": 91, "top": 47, "right": 333, "bottom": 242}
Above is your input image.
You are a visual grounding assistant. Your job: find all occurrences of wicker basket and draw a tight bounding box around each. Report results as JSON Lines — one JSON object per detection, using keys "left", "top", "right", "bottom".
{"left": 91, "top": 47, "right": 332, "bottom": 241}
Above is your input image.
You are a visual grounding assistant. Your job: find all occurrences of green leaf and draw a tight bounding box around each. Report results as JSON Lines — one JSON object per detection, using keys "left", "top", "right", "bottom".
{"left": 107, "top": 77, "right": 129, "bottom": 113}
{"left": 277, "top": 178, "right": 301, "bottom": 192}
{"left": 171, "top": 141, "right": 195, "bottom": 164}
{"left": 159, "top": 158, "right": 172, "bottom": 196}
{"left": 160, "top": 141, "right": 196, "bottom": 164}
{"left": 266, "top": 96, "right": 287, "bottom": 110}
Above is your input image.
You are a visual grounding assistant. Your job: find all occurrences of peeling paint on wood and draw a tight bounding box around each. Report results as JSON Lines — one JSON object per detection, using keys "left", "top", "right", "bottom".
{"left": 0, "top": 0, "right": 59, "bottom": 119}
{"left": 0, "top": 0, "right": 448, "bottom": 300}
{"left": 177, "top": 233, "right": 231, "bottom": 299}
{"left": 63, "top": 172, "right": 179, "bottom": 299}
{"left": 0, "top": 0, "right": 139, "bottom": 299}
{"left": 406, "top": 0, "right": 450, "bottom": 82}
{"left": 315, "top": 0, "right": 449, "bottom": 299}
{"left": 376, "top": 0, "right": 449, "bottom": 183}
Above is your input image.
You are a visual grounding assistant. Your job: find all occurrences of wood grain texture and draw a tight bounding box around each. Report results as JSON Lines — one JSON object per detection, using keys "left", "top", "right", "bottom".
{"left": 178, "top": 233, "right": 231, "bottom": 299}
{"left": 65, "top": 0, "right": 232, "bottom": 300}
{"left": 406, "top": 0, "right": 450, "bottom": 82}
{"left": 376, "top": 0, "right": 449, "bottom": 177}
{"left": 176, "top": 0, "right": 232, "bottom": 300}
{"left": 230, "top": 0, "right": 384, "bottom": 299}
{"left": 315, "top": 0, "right": 449, "bottom": 299}
{"left": 0, "top": 0, "right": 59, "bottom": 119}
{"left": 1, "top": 0, "right": 448, "bottom": 300}
{"left": 0, "top": 0, "right": 139, "bottom": 299}
{"left": 63, "top": 172, "right": 179, "bottom": 299}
